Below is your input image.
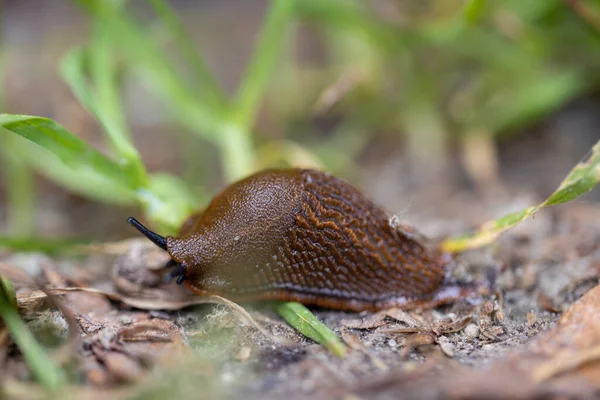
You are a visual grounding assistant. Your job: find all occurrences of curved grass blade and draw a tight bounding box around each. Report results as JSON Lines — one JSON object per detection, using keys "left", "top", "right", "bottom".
{"left": 60, "top": 42, "right": 148, "bottom": 187}
{"left": 77, "top": 0, "right": 252, "bottom": 182}
{"left": 148, "top": 0, "right": 226, "bottom": 107}
{"left": 0, "top": 114, "right": 141, "bottom": 191}
{"left": 442, "top": 139, "right": 600, "bottom": 252}
{"left": 274, "top": 302, "right": 347, "bottom": 357}
{"left": 233, "top": 0, "right": 294, "bottom": 131}
{"left": 0, "top": 276, "right": 65, "bottom": 390}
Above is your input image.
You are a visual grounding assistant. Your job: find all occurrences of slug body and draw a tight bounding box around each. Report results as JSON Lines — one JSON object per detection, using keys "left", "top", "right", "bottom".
{"left": 129, "top": 169, "right": 462, "bottom": 312}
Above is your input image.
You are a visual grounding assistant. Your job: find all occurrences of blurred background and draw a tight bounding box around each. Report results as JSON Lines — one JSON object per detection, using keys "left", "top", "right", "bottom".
{"left": 1, "top": 0, "right": 599, "bottom": 243}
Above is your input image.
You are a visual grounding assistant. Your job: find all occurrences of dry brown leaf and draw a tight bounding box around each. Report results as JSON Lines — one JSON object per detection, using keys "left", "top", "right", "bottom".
{"left": 400, "top": 332, "right": 437, "bottom": 359}
{"left": 102, "top": 352, "right": 144, "bottom": 383}
{"left": 537, "top": 292, "right": 562, "bottom": 313}
{"left": 2, "top": 379, "right": 135, "bottom": 400}
{"left": 118, "top": 320, "right": 179, "bottom": 343}
{"left": 432, "top": 316, "right": 473, "bottom": 335}
{"left": 532, "top": 345, "right": 600, "bottom": 382}
{"left": 17, "top": 286, "right": 289, "bottom": 345}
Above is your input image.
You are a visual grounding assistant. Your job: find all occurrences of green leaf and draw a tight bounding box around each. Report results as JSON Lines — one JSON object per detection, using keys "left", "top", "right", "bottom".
{"left": 15, "top": 136, "right": 138, "bottom": 205}
{"left": 442, "top": 139, "right": 600, "bottom": 252}
{"left": 0, "top": 276, "right": 65, "bottom": 390}
{"left": 0, "top": 114, "right": 141, "bottom": 191}
{"left": 274, "top": 302, "right": 347, "bottom": 357}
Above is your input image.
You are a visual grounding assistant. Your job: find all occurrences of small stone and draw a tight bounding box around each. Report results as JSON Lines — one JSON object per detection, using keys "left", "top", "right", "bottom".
{"left": 464, "top": 323, "right": 479, "bottom": 338}
{"left": 437, "top": 336, "right": 455, "bottom": 357}
{"left": 527, "top": 311, "right": 537, "bottom": 327}
{"left": 388, "top": 339, "right": 397, "bottom": 347}
{"left": 481, "top": 343, "right": 496, "bottom": 352}
{"left": 235, "top": 346, "right": 252, "bottom": 361}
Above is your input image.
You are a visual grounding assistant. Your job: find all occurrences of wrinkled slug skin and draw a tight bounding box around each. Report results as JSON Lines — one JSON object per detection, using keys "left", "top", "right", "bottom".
{"left": 166, "top": 169, "right": 451, "bottom": 311}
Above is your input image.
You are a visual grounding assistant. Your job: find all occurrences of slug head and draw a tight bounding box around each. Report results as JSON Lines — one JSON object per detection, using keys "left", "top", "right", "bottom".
{"left": 127, "top": 217, "right": 187, "bottom": 284}
{"left": 127, "top": 169, "right": 304, "bottom": 291}
{"left": 165, "top": 170, "right": 304, "bottom": 293}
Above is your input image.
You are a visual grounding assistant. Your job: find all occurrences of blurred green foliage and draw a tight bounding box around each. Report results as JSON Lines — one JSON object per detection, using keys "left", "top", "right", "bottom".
{"left": 0, "top": 275, "right": 65, "bottom": 390}
{"left": 1, "top": 0, "right": 600, "bottom": 235}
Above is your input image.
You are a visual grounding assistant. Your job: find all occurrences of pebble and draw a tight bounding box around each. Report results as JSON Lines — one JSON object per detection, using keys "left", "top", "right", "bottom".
{"left": 464, "top": 323, "right": 480, "bottom": 338}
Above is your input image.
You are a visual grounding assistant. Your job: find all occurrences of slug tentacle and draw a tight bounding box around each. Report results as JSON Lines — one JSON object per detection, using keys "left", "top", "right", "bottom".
{"left": 127, "top": 217, "right": 167, "bottom": 251}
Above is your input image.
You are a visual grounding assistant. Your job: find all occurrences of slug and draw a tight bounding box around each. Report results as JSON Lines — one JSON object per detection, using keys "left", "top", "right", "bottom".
{"left": 127, "top": 168, "right": 469, "bottom": 311}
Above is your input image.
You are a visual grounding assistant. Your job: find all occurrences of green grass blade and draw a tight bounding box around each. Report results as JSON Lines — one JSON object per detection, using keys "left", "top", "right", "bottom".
{"left": 84, "top": 1, "right": 224, "bottom": 138}
{"left": 78, "top": 0, "right": 254, "bottom": 181}
{"left": 0, "top": 113, "right": 196, "bottom": 230}
{"left": 59, "top": 48, "right": 99, "bottom": 118}
{"left": 90, "top": 31, "right": 148, "bottom": 187}
{"left": 1, "top": 275, "right": 18, "bottom": 308}
{"left": 0, "top": 276, "right": 65, "bottom": 390}
{"left": 233, "top": 0, "right": 295, "bottom": 131}
{"left": 18, "top": 136, "right": 138, "bottom": 205}
{"left": 0, "top": 114, "right": 141, "bottom": 191}
{"left": 60, "top": 42, "right": 148, "bottom": 187}
{"left": 294, "top": 0, "right": 403, "bottom": 50}
{"left": 148, "top": 0, "right": 226, "bottom": 107}
{"left": 274, "top": 302, "right": 347, "bottom": 357}
{"left": 0, "top": 236, "right": 92, "bottom": 254}
{"left": 442, "top": 139, "right": 600, "bottom": 252}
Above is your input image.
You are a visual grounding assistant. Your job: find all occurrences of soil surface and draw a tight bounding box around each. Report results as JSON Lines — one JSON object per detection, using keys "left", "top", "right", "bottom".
{"left": 1, "top": 103, "right": 600, "bottom": 400}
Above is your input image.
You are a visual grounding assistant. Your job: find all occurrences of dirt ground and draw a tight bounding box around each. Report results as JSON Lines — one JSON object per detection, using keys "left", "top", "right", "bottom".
{"left": 1, "top": 101, "right": 600, "bottom": 399}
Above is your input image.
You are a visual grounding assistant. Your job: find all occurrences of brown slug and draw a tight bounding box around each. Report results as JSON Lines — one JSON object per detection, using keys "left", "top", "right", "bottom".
{"left": 127, "top": 168, "right": 469, "bottom": 312}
